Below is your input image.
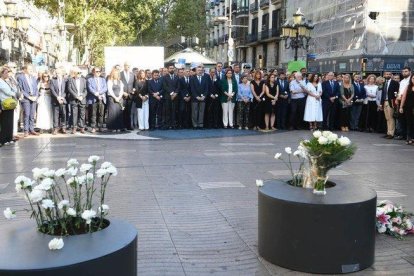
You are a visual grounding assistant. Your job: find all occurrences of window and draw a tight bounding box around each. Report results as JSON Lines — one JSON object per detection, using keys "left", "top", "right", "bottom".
{"left": 252, "top": 18, "right": 258, "bottom": 35}
{"left": 272, "top": 9, "right": 281, "bottom": 31}
{"left": 262, "top": 13, "right": 269, "bottom": 31}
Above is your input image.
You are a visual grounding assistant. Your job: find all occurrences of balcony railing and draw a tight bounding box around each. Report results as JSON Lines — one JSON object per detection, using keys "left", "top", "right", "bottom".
{"left": 260, "top": 0, "right": 270, "bottom": 9}
{"left": 271, "top": 27, "right": 280, "bottom": 38}
{"left": 213, "top": 39, "right": 219, "bottom": 46}
{"left": 236, "top": 6, "right": 249, "bottom": 16}
{"left": 249, "top": 2, "right": 258, "bottom": 13}
{"left": 271, "top": 0, "right": 281, "bottom": 4}
{"left": 247, "top": 33, "right": 258, "bottom": 43}
{"left": 260, "top": 30, "right": 269, "bottom": 40}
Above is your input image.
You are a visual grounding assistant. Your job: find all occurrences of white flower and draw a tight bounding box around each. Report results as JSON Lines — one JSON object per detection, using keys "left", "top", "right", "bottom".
{"left": 392, "top": 217, "right": 402, "bottom": 225}
{"left": 80, "top": 163, "right": 93, "bottom": 173}
{"left": 66, "top": 167, "right": 78, "bottom": 176}
{"left": 313, "top": 130, "right": 322, "bottom": 138}
{"left": 43, "top": 170, "right": 55, "bottom": 178}
{"left": 327, "top": 133, "right": 338, "bottom": 142}
{"left": 48, "top": 238, "right": 64, "bottom": 250}
{"left": 256, "top": 179, "right": 264, "bottom": 187}
{"left": 96, "top": 168, "right": 107, "bottom": 178}
{"left": 318, "top": 136, "right": 329, "bottom": 145}
{"left": 86, "top": 173, "right": 94, "bottom": 183}
{"left": 66, "top": 208, "right": 76, "bottom": 217}
{"left": 274, "top": 153, "right": 282, "bottom": 159}
{"left": 3, "top": 207, "right": 16, "bottom": 219}
{"left": 404, "top": 218, "right": 413, "bottom": 230}
{"left": 81, "top": 209, "right": 97, "bottom": 224}
{"left": 41, "top": 199, "right": 55, "bottom": 210}
{"left": 55, "top": 168, "right": 66, "bottom": 178}
{"left": 14, "top": 176, "right": 33, "bottom": 193}
{"left": 28, "top": 189, "right": 45, "bottom": 203}
{"left": 399, "top": 229, "right": 406, "bottom": 235}
{"left": 88, "top": 155, "right": 100, "bottom": 163}
{"left": 36, "top": 178, "right": 54, "bottom": 191}
{"left": 77, "top": 175, "right": 86, "bottom": 185}
{"left": 32, "top": 167, "right": 49, "bottom": 180}
{"left": 338, "top": 136, "right": 351, "bottom": 147}
{"left": 101, "top": 162, "right": 112, "bottom": 169}
{"left": 98, "top": 204, "right": 109, "bottom": 215}
{"left": 378, "top": 224, "right": 387, "bottom": 233}
{"left": 67, "top": 158, "right": 79, "bottom": 167}
{"left": 322, "top": 131, "right": 332, "bottom": 138}
{"left": 106, "top": 166, "right": 118, "bottom": 176}
{"left": 15, "top": 183, "right": 22, "bottom": 193}
{"left": 285, "top": 147, "right": 292, "bottom": 155}
{"left": 57, "top": 200, "right": 70, "bottom": 210}
{"left": 66, "top": 177, "right": 77, "bottom": 186}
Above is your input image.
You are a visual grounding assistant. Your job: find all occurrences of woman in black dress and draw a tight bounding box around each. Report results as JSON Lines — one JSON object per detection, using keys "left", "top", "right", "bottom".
{"left": 263, "top": 73, "right": 279, "bottom": 131}
{"left": 399, "top": 75, "right": 414, "bottom": 144}
{"left": 249, "top": 71, "right": 265, "bottom": 130}
{"left": 106, "top": 69, "right": 125, "bottom": 132}
{"left": 134, "top": 70, "right": 149, "bottom": 130}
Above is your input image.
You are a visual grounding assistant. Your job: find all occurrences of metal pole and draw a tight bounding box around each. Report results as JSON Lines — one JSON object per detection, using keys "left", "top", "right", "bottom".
{"left": 228, "top": 0, "right": 232, "bottom": 66}
{"left": 294, "top": 31, "right": 298, "bottom": 61}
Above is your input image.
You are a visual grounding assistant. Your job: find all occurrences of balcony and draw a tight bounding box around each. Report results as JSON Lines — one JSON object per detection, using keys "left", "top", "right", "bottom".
{"left": 271, "top": 0, "right": 281, "bottom": 4}
{"left": 271, "top": 27, "right": 280, "bottom": 38}
{"left": 249, "top": 2, "right": 258, "bottom": 13}
{"left": 247, "top": 33, "right": 258, "bottom": 43}
{"left": 236, "top": 6, "right": 249, "bottom": 17}
{"left": 260, "top": 0, "right": 270, "bottom": 9}
{"left": 259, "top": 30, "right": 269, "bottom": 40}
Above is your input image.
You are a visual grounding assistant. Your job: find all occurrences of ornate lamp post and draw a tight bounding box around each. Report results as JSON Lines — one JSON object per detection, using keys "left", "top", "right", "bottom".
{"left": 281, "top": 8, "right": 314, "bottom": 61}
{"left": 43, "top": 30, "right": 52, "bottom": 67}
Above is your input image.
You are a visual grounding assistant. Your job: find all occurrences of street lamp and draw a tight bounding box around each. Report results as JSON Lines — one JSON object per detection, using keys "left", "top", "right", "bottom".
{"left": 44, "top": 30, "right": 52, "bottom": 67}
{"left": 281, "top": 8, "right": 314, "bottom": 61}
{"left": 4, "top": 1, "right": 17, "bottom": 15}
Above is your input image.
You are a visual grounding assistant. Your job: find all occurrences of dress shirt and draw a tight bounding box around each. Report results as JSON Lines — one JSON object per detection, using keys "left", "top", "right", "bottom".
{"left": 365, "top": 85, "right": 378, "bottom": 102}
{"left": 289, "top": 80, "right": 306, "bottom": 99}
{"left": 399, "top": 77, "right": 410, "bottom": 96}
{"left": 25, "top": 74, "right": 33, "bottom": 95}
{"left": 76, "top": 78, "right": 81, "bottom": 96}
{"left": 237, "top": 83, "right": 253, "bottom": 101}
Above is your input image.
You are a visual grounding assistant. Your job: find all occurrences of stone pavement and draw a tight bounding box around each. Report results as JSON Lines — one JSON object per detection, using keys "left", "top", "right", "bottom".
{"left": 0, "top": 130, "right": 413, "bottom": 275}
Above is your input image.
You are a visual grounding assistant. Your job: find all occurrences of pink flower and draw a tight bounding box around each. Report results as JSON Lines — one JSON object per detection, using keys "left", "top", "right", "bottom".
{"left": 377, "top": 213, "right": 390, "bottom": 224}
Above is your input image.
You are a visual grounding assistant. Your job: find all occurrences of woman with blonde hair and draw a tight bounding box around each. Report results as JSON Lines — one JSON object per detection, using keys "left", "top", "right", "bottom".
{"left": 339, "top": 74, "right": 354, "bottom": 131}
{"left": 134, "top": 69, "right": 149, "bottom": 130}
{"left": 106, "top": 68, "right": 124, "bottom": 132}
{"left": 36, "top": 71, "right": 53, "bottom": 133}
{"left": 364, "top": 74, "right": 379, "bottom": 132}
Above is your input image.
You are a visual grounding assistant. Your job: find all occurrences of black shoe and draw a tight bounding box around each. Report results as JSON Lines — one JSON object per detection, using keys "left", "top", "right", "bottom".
{"left": 386, "top": 135, "right": 394, "bottom": 139}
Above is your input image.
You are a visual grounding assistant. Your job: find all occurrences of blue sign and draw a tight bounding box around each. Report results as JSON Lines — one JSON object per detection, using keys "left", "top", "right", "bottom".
{"left": 385, "top": 62, "right": 404, "bottom": 71}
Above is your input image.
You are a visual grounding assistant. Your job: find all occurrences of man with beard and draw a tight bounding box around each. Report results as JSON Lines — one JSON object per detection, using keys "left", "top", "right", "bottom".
{"left": 162, "top": 64, "right": 179, "bottom": 129}
{"left": 379, "top": 71, "right": 399, "bottom": 139}
{"left": 177, "top": 68, "right": 192, "bottom": 129}
{"left": 148, "top": 70, "right": 163, "bottom": 129}
{"left": 205, "top": 68, "right": 221, "bottom": 128}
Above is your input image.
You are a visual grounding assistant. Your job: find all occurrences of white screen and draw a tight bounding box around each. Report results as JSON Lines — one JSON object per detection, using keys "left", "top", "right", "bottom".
{"left": 104, "top": 46, "right": 164, "bottom": 75}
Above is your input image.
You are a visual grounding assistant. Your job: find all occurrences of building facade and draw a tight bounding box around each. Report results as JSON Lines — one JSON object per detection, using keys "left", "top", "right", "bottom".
{"left": 206, "top": 0, "right": 414, "bottom": 73}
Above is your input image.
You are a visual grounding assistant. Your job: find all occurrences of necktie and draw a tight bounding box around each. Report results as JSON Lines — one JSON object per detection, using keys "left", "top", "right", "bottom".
{"left": 186, "top": 77, "right": 188, "bottom": 84}
{"left": 58, "top": 79, "right": 62, "bottom": 96}
{"left": 356, "top": 83, "right": 360, "bottom": 91}
{"left": 281, "top": 80, "right": 284, "bottom": 89}
{"left": 171, "top": 74, "right": 174, "bottom": 80}
{"left": 330, "top": 81, "right": 334, "bottom": 90}
{"left": 198, "top": 76, "right": 201, "bottom": 84}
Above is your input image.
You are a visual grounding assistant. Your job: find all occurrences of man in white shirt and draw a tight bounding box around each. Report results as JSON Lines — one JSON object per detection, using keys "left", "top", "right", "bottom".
{"left": 289, "top": 72, "right": 307, "bottom": 130}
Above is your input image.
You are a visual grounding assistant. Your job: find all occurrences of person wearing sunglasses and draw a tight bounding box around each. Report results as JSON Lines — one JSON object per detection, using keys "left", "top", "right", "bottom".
{"left": 50, "top": 67, "right": 67, "bottom": 134}
{"left": 36, "top": 72, "right": 53, "bottom": 133}
{"left": 86, "top": 67, "right": 107, "bottom": 133}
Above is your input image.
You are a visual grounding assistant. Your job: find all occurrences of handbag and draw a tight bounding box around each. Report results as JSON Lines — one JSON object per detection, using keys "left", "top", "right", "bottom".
{"left": 1, "top": 97, "right": 17, "bottom": 110}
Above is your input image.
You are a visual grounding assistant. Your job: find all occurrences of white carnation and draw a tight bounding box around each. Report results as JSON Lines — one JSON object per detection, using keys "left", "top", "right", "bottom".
{"left": 318, "top": 136, "right": 329, "bottom": 145}
{"left": 86, "top": 173, "right": 94, "bottom": 183}
{"left": 28, "top": 189, "right": 45, "bottom": 203}
{"left": 48, "top": 238, "right": 64, "bottom": 250}
{"left": 327, "top": 133, "right": 338, "bottom": 142}
{"left": 101, "top": 161, "right": 112, "bottom": 169}
{"left": 43, "top": 170, "right": 55, "bottom": 178}
{"left": 322, "top": 131, "right": 332, "bottom": 137}
{"left": 106, "top": 166, "right": 118, "bottom": 176}
{"left": 285, "top": 147, "right": 292, "bottom": 155}
{"left": 66, "top": 167, "right": 78, "bottom": 176}
{"left": 88, "top": 155, "right": 100, "bottom": 163}
{"left": 77, "top": 175, "right": 86, "bottom": 185}
{"left": 15, "top": 183, "right": 22, "bottom": 193}
{"left": 96, "top": 168, "right": 107, "bottom": 178}
{"left": 57, "top": 200, "right": 70, "bottom": 210}
{"left": 3, "top": 207, "right": 16, "bottom": 219}
{"left": 256, "top": 179, "right": 264, "bottom": 187}
{"left": 338, "top": 136, "right": 351, "bottom": 146}
{"left": 66, "top": 177, "right": 77, "bottom": 186}
{"left": 32, "top": 167, "right": 48, "bottom": 180}
{"left": 41, "top": 199, "right": 55, "bottom": 210}
{"left": 55, "top": 168, "right": 66, "bottom": 178}
{"left": 66, "top": 208, "right": 76, "bottom": 217}
{"left": 36, "top": 178, "right": 54, "bottom": 191}
{"left": 274, "top": 153, "right": 282, "bottom": 159}
{"left": 80, "top": 163, "right": 93, "bottom": 173}
{"left": 81, "top": 209, "right": 97, "bottom": 224}
{"left": 67, "top": 158, "right": 79, "bottom": 167}
{"left": 313, "top": 130, "right": 322, "bottom": 138}
{"left": 378, "top": 224, "right": 387, "bottom": 233}
{"left": 98, "top": 204, "right": 109, "bottom": 215}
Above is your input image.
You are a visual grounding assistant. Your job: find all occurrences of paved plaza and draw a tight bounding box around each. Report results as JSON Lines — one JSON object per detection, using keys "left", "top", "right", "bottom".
{"left": 0, "top": 130, "right": 413, "bottom": 275}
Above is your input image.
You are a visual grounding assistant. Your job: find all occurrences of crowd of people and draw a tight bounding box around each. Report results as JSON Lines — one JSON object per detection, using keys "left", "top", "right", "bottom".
{"left": 0, "top": 61, "right": 414, "bottom": 147}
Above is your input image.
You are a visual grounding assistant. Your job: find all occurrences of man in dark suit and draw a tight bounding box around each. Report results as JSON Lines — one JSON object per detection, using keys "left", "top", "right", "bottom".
{"left": 190, "top": 65, "right": 209, "bottom": 129}
{"left": 148, "top": 70, "right": 163, "bottom": 129}
{"left": 17, "top": 65, "right": 39, "bottom": 137}
{"left": 380, "top": 71, "right": 400, "bottom": 138}
{"left": 67, "top": 67, "right": 87, "bottom": 134}
{"left": 350, "top": 74, "right": 365, "bottom": 131}
{"left": 321, "top": 72, "right": 340, "bottom": 130}
{"left": 120, "top": 62, "right": 135, "bottom": 130}
{"left": 86, "top": 67, "right": 107, "bottom": 133}
{"left": 276, "top": 71, "right": 290, "bottom": 130}
{"left": 177, "top": 68, "right": 192, "bottom": 129}
{"left": 162, "top": 64, "right": 180, "bottom": 129}
{"left": 50, "top": 67, "right": 67, "bottom": 134}
{"left": 215, "top": 62, "right": 225, "bottom": 81}
{"left": 205, "top": 68, "right": 221, "bottom": 128}
{"left": 233, "top": 64, "right": 242, "bottom": 84}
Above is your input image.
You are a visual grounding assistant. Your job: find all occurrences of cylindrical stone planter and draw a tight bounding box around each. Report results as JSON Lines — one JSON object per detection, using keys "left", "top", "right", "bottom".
{"left": 0, "top": 219, "right": 137, "bottom": 276}
{"left": 258, "top": 180, "right": 376, "bottom": 274}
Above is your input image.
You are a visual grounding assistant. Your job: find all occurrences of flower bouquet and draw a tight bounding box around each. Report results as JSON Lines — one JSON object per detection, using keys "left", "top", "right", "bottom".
{"left": 269, "top": 130, "right": 356, "bottom": 195}
{"left": 376, "top": 200, "right": 414, "bottom": 239}
{"left": 3, "top": 156, "right": 117, "bottom": 250}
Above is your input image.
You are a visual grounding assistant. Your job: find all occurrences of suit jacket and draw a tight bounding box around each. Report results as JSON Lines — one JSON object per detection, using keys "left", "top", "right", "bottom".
{"left": 17, "top": 74, "right": 38, "bottom": 102}
{"left": 133, "top": 79, "right": 148, "bottom": 108}
{"left": 321, "top": 80, "right": 340, "bottom": 101}
{"left": 219, "top": 78, "right": 238, "bottom": 103}
{"left": 67, "top": 77, "right": 87, "bottom": 105}
{"left": 207, "top": 76, "right": 220, "bottom": 97}
{"left": 86, "top": 76, "right": 107, "bottom": 104}
{"left": 178, "top": 76, "right": 191, "bottom": 99}
{"left": 120, "top": 71, "right": 135, "bottom": 94}
{"left": 381, "top": 79, "right": 399, "bottom": 106}
{"left": 148, "top": 78, "right": 163, "bottom": 102}
{"left": 352, "top": 82, "right": 366, "bottom": 103}
{"left": 215, "top": 70, "right": 225, "bottom": 82}
{"left": 190, "top": 74, "right": 209, "bottom": 102}
{"left": 50, "top": 77, "right": 67, "bottom": 105}
{"left": 233, "top": 73, "right": 242, "bottom": 84}
{"left": 162, "top": 74, "right": 180, "bottom": 100}
{"left": 277, "top": 78, "right": 290, "bottom": 99}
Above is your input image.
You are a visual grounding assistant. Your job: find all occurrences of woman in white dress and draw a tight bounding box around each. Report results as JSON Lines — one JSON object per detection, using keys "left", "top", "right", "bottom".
{"left": 36, "top": 72, "right": 53, "bottom": 133}
{"left": 304, "top": 74, "right": 323, "bottom": 130}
